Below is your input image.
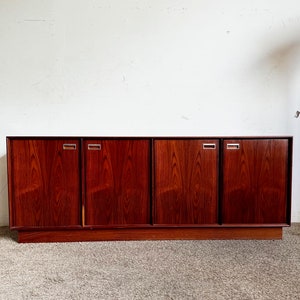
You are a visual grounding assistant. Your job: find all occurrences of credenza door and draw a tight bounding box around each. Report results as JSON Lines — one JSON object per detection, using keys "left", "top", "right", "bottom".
{"left": 84, "top": 139, "right": 150, "bottom": 226}
{"left": 153, "top": 139, "right": 219, "bottom": 225}
{"left": 7, "top": 138, "right": 81, "bottom": 229}
{"left": 222, "top": 139, "right": 290, "bottom": 225}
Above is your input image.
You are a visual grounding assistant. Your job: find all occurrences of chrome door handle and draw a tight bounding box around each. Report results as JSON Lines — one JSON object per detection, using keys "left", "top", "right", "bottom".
{"left": 63, "top": 144, "right": 77, "bottom": 150}
{"left": 203, "top": 143, "right": 216, "bottom": 149}
{"left": 226, "top": 143, "right": 240, "bottom": 150}
{"left": 88, "top": 144, "right": 101, "bottom": 150}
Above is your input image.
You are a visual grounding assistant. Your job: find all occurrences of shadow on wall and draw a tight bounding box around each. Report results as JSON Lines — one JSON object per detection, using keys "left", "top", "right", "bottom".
{"left": 256, "top": 39, "right": 300, "bottom": 68}
{"left": 241, "top": 25, "right": 300, "bottom": 136}
{"left": 0, "top": 155, "right": 9, "bottom": 226}
{"left": 252, "top": 31, "right": 300, "bottom": 113}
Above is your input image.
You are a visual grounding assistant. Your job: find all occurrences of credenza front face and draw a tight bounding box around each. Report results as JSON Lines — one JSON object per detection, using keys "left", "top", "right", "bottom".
{"left": 6, "top": 136, "right": 292, "bottom": 242}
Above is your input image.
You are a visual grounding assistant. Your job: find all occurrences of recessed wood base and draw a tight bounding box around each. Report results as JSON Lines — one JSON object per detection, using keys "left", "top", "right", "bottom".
{"left": 16, "top": 227, "right": 283, "bottom": 243}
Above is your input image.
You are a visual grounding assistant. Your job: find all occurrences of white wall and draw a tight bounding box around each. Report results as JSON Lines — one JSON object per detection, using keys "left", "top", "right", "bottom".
{"left": 1, "top": 0, "right": 300, "bottom": 226}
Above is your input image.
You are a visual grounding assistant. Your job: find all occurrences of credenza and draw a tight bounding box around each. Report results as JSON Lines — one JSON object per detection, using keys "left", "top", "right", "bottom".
{"left": 6, "top": 136, "right": 292, "bottom": 242}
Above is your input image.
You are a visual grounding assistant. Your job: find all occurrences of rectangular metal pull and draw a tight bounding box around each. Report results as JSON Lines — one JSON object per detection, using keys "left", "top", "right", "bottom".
{"left": 63, "top": 144, "right": 77, "bottom": 150}
{"left": 227, "top": 143, "right": 240, "bottom": 150}
{"left": 203, "top": 143, "right": 216, "bottom": 149}
{"left": 88, "top": 144, "right": 101, "bottom": 150}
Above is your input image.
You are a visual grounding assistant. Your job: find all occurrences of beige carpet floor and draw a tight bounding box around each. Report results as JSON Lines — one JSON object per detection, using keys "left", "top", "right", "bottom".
{"left": 0, "top": 225, "right": 300, "bottom": 300}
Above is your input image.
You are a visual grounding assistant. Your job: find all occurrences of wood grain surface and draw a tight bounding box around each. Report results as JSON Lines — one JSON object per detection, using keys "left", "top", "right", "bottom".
{"left": 84, "top": 139, "right": 150, "bottom": 226}
{"left": 8, "top": 139, "right": 81, "bottom": 228}
{"left": 154, "top": 139, "right": 219, "bottom": 225}
{"left": 222, "top": 139, "right": 289, "bottom": 224}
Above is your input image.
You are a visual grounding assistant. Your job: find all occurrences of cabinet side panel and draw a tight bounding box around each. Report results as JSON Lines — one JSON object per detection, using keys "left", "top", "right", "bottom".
{"left": 7, "top": 138, "right": 15, "bottom": 228}
{"left": 84, "top": 139, "right": 150, "bottom": 226}
{"left": 222, "top": 139, "right": 289, "bottom": 224}
{"left": 154, "top": 139, "right": 219, "bottom": 225}
{"left": 8, "top": 139, "right": 81, "bottom": 228}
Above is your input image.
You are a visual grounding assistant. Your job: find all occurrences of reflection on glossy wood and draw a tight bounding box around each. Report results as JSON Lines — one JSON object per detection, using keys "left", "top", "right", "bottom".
{"left": 154, "top": 139, "right": 218, "bottom": 225}
{"left": 222, "top": 139, "right": 289, "bottom": 224}
{"left": 84, "top": 139, "right": 150, "bottom": 226}
{"left": 8, "top": 139, "right": 81, "bottom": 228}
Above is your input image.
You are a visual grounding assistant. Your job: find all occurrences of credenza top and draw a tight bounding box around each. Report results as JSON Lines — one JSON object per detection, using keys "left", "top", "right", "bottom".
{"left": 6, "top": 136, "right": 293, "bottom": 140}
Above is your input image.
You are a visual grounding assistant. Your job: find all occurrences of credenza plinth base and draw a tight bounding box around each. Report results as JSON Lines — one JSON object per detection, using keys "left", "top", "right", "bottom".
{"left": 16, "top": 227, "right": 283, "bottom": 243}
